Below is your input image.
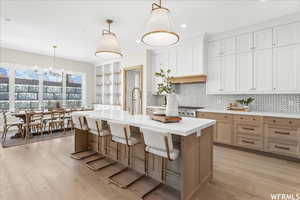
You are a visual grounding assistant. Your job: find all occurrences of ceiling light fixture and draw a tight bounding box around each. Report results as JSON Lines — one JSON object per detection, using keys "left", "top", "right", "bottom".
{"left": 141, "top": 0, "right": 179, "bottom": 47}
{"left": 95, "top": 19, "right": 123, "bottom": 60}
{"left": 49, "top": 45, "right": 57, "bottom": 72}
{"left": 180, "top": 24, "right": 187, "bottom": 29}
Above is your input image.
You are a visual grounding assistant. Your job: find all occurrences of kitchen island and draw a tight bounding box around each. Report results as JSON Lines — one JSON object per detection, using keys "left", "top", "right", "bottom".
{"left": 72, "top": 109, "right": 216, "bottom": 200}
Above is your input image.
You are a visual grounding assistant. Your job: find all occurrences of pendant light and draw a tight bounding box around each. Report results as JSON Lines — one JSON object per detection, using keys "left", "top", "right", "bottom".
{"left": 49, "top": 45, "right": 57, "bottom": 72}
{"left": 141, "top": 0, "right": 179, "bottom": 47}
{"left": 95, "top": 19, "right": 123, "bottom": 59}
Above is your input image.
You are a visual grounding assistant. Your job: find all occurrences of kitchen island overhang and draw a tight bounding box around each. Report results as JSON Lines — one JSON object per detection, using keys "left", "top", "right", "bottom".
{"left": 71, "top": 110, "right": 216, "bottom": 200}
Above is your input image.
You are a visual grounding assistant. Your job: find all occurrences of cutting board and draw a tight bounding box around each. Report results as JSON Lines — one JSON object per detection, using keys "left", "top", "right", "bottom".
{"left": 151, "top": 114, "right": 182, "bottom": 123}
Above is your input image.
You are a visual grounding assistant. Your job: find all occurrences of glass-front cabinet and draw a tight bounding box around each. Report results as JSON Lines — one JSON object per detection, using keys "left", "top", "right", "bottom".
{"left": 95, "top": 62, "right": 121, "bottom": 106}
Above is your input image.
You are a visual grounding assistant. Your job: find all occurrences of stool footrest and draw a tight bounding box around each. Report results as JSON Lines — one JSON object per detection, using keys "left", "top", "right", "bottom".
{"left": 86, "top": 156, "right": 116, "bottom": 171}
{"left": 70, "top": 150, "right": 97, "bottom": 160}
{"left": 109, "top": 167, "right": 145, "bottom": 189}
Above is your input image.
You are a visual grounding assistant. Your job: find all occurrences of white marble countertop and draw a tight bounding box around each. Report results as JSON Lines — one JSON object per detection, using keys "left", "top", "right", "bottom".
{"left": 72, "top": 109, "right": 216, "bottom": 137}
{"left": 196, "top": 108, "right": 300, "bottom": 119}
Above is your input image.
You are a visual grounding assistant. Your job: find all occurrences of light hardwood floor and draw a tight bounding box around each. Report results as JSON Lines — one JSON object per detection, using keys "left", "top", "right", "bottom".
{"left": 1, "top": 136, "right": 299, "bottom": 200}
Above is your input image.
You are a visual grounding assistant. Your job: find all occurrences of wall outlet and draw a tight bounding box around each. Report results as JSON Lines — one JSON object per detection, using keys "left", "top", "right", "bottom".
{"left": 217, "top": 99, "right": 222, "bottom": 104}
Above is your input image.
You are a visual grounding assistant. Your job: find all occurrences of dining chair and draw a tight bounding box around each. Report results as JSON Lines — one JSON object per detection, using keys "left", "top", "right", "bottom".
{"left": 24, "top": 111, "right": 44, "bottom": 141}
{"left": 48, "top": 109, "right": 66, "bottom": 135}
{"left": 1, "top": 111, "right": 24, "bottom": 143}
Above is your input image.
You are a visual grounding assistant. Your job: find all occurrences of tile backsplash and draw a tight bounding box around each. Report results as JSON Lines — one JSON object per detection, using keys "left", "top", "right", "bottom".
{"left": 150, "top": 83, "right": 300, "bottom": 113}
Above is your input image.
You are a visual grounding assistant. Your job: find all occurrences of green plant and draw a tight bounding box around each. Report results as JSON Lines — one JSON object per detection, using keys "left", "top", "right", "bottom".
{"left": 155, "top": 68, "right": 174, "bottom": 95}
{"left": 236, "top": 97, "right": 255, "bottom": 106}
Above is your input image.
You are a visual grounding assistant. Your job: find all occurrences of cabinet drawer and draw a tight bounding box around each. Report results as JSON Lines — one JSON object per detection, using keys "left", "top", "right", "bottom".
{"left": 267, "top": 142, "right": 299, "bottom": 157}
{"left": 237, "top": 124, "right": 263, "bottom": 136}
{"left": 197, "top": 112, "right": 232, "bottom": 121}
{"left": 264, "top": 117, "right": 300, "bottom": 127}
{"left": 234, "top": 115, "right": 263, "bottom": 123}
{"left": 237, "top": 136, "right": 263, "bottom": 150}
{"left": 267, "top": 127, "right": 298, "bottom": 141}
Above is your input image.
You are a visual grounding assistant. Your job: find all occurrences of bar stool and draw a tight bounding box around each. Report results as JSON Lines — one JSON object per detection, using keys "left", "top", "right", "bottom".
{"left": 70, "top": 114, "right": 97, "bottom": 160}
{"left": 108, "top": 120, "right": 144, "bottom": 188}
{"left": 85, "top": 117, "right": 115, "bottom": 171}
{"left": 140, "top": 127, "right": 180, "bottom": 199}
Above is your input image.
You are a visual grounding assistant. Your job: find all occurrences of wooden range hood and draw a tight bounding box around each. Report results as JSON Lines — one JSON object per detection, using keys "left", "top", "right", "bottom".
{"left": 170, "top": 74, "right": 207, "bottom": 84}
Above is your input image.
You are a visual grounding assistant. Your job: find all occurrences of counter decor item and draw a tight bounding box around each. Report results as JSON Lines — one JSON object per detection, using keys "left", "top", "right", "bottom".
{"left": 150, "top": 113, "right": 182, "bottom": 123}
{"left": 231, "top": 97, "right": 255, "bottom": 112}
{"left": 166, "top": 93, "right": 179, "bottom": 117}
{"left": 154, "top": 68, "right": 174, "bottom": 105}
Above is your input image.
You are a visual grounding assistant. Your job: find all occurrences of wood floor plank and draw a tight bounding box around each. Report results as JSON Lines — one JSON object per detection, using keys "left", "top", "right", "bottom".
{"left": 1, "top": 135, "right": 300, "bottom": 200}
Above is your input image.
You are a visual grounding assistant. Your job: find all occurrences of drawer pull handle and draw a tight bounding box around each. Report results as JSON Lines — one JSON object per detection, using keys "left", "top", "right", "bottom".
{"left": 242, "top": 127, "right": 255, "bottom": 131}
{"left": 274, "top": 131, "right": 290, "bottom": 135}
{"left": 273, "top": 120, "right": 276, "bottom": 123}
{"left": 289, "top": 121, "right": 293, "bottom": 124}
{"left": 274, "top": 145, "right": 290, "bottom": 151}
{"left": 242, "top": 140, "right": 255, "bottom": 144}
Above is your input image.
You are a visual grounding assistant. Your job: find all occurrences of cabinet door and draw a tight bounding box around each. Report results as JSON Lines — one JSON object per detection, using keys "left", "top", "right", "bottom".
{"left": 215, "top": 121, "right": 233, "bottom": 144}
{"left": 237, "top": 33, "right": 253, "bottom": 53}
{"left": 254, "top": 49, "right": 273, "bottom": 92}
{"left": 274, "top": 22, "right": 300, "bottom": 47}
{"left": 254, "top": 28, "right": 273, "bottom": 50}
{"left": 207, "top": 58, "right": 221, "bottom": 93}
{"left": 273, "top": 45, "right": 300, "bottom": 92}
{"left": 221, "top": 37, "right": 235, "bottom": 55}
{"left": 177, "top": 46, "right": 193, "bottom": 76}
{"left": 237, "top": 52, "right": 253, "bottom": 92}
{"left": 208, "top": 40, "right": 220, "bottom": 58}
{"left": 221, "top": 55, "right": 236, "bottom": 92}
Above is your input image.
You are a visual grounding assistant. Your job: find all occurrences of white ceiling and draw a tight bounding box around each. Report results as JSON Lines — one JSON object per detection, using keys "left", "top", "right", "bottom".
{"left": 1, "top": 0, "right": 300, "bottom": 64}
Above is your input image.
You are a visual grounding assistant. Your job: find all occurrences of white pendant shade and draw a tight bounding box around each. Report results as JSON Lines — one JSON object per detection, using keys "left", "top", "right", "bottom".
{"left": 95, "top": 19, "right": 123, "bottom": 60}
{"left": 142, "top": 6, "right": 179, "bottom": 47}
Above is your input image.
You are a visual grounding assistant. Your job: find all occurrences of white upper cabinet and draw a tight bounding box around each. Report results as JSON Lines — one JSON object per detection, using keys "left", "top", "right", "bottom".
{"left": 254, "top": 49, "right": 273, "bottom": 92}
{"left": 237, "top": 33, "right": 253, "bottom": 53}
{"left": 273, "top": 45, "right": 300, "bottom": 92}
{"left": 221, "top": 55, "right": 236, "bottom": 92}
{"left": 254, "top": 29, "right": 273, "bottom": 50}
{"left": 237, "top": 52, "right": 253, "bottom": 92}
{"left": 274, "top": 22, "right": 300, "bottom": 47}
{"left": 208, "top": 37, "right": 235, "bottom": 58}
{"left": 207, "top": 58, "right": 221, "bottom": 93}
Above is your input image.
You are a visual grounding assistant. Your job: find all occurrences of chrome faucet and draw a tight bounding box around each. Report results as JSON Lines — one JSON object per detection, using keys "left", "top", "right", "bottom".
{"left": 131, "top": 87, "right": 142, "bottom": 115}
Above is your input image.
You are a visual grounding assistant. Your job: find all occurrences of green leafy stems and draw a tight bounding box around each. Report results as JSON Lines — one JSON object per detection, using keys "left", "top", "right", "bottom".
{"left": 154, "top": 68, "right": 175, "bottom": 95}
{"left": 236, "top": 97, "right": 255, "bottom": 106}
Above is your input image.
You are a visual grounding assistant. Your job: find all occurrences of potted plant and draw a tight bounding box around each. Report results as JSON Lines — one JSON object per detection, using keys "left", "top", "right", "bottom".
{"left": 154, "top": 68, "right": 174, "bottom": 105}
{"left": 236, "top": 97, "right": 255, "bottom": 111}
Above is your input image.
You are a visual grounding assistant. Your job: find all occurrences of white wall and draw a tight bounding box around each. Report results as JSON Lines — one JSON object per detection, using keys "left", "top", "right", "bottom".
{"left": 0, "top": 47, "right": 95, "bottom": 106}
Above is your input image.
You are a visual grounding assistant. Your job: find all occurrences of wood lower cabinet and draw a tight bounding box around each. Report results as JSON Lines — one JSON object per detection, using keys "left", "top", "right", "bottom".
{"left": 197, "top": 112, "right": 233, "bottom": 145}
{"left": 197, "top": 112, "right": 300, "bottom": 159}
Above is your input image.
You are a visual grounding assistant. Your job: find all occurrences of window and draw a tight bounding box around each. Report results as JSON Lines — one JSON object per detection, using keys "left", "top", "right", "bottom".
{"left": 0, "top": 67, "right": 9, "bottom": 111}
{"left": 42, "top": 71, "right": 63, "bottom": 109}
{"left": 66, "top": 74, "right": 82, "bottom": 108}
{"left": 14, "top": 69, "right": 39, "bottom": 111}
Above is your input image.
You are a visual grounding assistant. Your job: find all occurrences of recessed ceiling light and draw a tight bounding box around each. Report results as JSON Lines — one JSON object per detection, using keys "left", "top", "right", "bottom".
{"left": 259, "top": 0, "right": 267, "bottom": 2}
{"left": 180, "top": 24, "right": 187, "bottom": 29}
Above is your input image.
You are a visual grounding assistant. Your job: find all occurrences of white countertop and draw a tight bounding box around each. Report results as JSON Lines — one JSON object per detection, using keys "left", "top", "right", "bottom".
{"left": 196, "top": 108, "right": 300, "bottom": 119}
{"left": 72, "top": 109, "right": 216, "bottom": 137}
